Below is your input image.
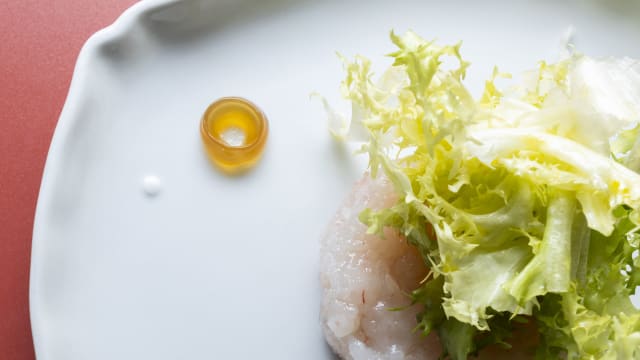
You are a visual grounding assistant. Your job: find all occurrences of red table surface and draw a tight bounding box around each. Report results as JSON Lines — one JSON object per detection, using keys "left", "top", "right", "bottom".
{"left": 0, "top": 1, "right": 138, "bottom": 358}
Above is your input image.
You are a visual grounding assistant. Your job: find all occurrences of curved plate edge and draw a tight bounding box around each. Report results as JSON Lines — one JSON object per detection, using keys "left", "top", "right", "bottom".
{"left": 29, "top": 1, "right": 182, "bottom": 358}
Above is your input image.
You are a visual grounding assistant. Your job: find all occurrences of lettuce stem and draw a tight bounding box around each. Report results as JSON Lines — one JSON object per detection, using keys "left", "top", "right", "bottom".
{"left": 545, "top": 192, "right": 576, "bottom": 292}
{"left": 509, "top": 191, "right": 576, "bottom": 302}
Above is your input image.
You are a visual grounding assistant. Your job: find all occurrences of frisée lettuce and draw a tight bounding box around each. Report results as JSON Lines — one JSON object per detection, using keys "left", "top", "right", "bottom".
{"left": 322, "top": 31, "right": 640, "bottom": 359}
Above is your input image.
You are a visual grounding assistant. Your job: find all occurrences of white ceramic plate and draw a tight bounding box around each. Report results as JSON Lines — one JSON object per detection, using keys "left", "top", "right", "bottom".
{"left": 30, "top": 0, "right": 640, "bottom": 359}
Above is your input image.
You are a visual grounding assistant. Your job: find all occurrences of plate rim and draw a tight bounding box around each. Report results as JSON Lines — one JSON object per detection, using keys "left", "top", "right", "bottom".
{"left": 29, "top": 1, "right": 182, "bottom": 358}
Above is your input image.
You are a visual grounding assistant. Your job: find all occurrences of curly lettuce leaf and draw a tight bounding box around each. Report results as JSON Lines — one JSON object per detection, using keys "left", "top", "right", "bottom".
{"left": 323, "top": 30, "right": 640, "bottom": 358}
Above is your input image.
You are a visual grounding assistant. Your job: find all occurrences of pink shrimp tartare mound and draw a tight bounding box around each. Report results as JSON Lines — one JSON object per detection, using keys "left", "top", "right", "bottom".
{"left": 319, "top": 174, "right": 537, "bottom": 360}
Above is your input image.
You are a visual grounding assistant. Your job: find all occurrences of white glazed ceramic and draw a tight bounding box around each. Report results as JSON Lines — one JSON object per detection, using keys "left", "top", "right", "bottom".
{"left": 30, "top": 0, "right": 640, "bottom": 359}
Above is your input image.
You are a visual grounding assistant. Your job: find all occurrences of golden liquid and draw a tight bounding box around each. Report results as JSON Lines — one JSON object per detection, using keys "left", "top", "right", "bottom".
{"left": 200, "top": 97, "right": 268, "bottom": 174}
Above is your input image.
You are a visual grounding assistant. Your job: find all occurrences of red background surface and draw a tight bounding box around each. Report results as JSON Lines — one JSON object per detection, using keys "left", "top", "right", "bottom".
{"left": 0, "top": 1, "right": 138, "bottom": 358}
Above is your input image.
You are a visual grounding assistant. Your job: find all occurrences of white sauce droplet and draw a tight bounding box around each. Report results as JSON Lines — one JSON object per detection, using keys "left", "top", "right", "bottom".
{"left": 220, "top": 127, "right": 246, "bottom": 147}
{"left": 142, "top": 175, "right": 162, "bottom": 197}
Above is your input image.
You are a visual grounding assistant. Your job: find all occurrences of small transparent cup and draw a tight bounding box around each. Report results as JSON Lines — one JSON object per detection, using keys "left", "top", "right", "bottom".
{"left": 200, "top": 97, "right": 268, "bottom": 174}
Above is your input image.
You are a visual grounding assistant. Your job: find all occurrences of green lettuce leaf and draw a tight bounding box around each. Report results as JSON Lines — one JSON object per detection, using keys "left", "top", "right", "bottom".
{"left": 323, "top": 30, "right": 640, "bottom": 358}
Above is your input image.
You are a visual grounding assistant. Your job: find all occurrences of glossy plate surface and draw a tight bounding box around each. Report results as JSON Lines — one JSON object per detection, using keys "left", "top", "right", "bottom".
{"left": 31, "top": 0, "right": 640, "bottom": 359}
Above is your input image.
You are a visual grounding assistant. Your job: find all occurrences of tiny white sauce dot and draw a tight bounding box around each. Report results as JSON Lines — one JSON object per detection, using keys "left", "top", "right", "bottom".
{"left": 142, "top": 175, "right": 162, "bottom": 197}
{"left": 220, "top": 127, "right": 246, "bottom": 147}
